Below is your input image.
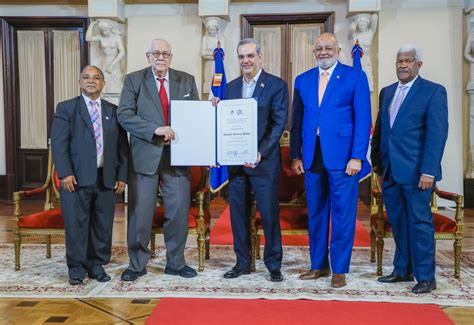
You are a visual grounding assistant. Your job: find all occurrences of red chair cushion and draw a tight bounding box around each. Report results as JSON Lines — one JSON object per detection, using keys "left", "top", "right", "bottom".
{"left": 370, "top": 212, "right": 457, "bottom": 233}
{"left": 279, "top": 147, "right": 305, "bottom": 202}
{"left": 255, "top": 207, "right": 308, "bottom": 230}
{"left": 153, "top": 206, "right": 210, "bottom": 229}
{"left": 17, "top": 208, "right": 64, "bottom": 229}
{"left": 53, "top": 170, "right": 60, "bottom": 190}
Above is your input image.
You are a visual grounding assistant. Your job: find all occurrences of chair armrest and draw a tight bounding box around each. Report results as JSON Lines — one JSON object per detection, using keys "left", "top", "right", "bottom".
{"left": 23, "top": 187, "right": 48, "bottom": 197}
{"left": 434, "top": 188, "right": 461, "bottom": 202}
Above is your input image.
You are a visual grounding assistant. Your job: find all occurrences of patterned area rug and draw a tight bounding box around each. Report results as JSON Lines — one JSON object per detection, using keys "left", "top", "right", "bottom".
{"left": 0, "top": 244, "right": 472, "bottom": 306}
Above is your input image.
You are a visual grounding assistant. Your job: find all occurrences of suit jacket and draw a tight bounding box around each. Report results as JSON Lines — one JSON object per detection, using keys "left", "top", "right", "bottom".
{"left": 117, "top": 67, "right": 199, "bottom": 175}
{"left": 51, "top": 96, "right": 128, "bottom": 189}
{"left": 225, "top": 70, "right": 289, "bottom": 176}
{"left": 290, "top": 62, "right": 371, "bottom": 170}
{"left": 371, "top": 76, "right": 448, "bottom": 184}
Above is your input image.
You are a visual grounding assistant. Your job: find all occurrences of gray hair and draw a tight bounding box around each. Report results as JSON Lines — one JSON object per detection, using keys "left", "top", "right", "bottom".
{"left": 80, "top": 65, "right": 104, "bottom": 80}
{"left": 237, "top": 38, "right": 261, "bottom": 55}
{"left": 148, "top": 38, "right": 172, "bottom": 53}
{"left": 397, "top": 44, "right": 423, "bottom": 62}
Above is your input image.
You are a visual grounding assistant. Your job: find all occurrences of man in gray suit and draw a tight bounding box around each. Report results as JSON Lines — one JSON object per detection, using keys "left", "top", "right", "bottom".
{"left": 118, "top": 38, "right": 200, "bottom": 281}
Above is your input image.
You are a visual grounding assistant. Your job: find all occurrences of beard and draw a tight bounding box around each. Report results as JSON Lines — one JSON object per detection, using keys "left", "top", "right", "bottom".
{"left": 317, "top": 57, "right": 337, "bottom": 70}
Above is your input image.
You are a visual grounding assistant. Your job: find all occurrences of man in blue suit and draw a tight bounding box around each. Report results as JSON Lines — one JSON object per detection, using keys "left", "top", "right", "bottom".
{"left": 371, "top": 45, "right": 448, "bottom": 294}
{"left": 290, "top": 33, "right": 371, "bottom": 288}
{"left": 51, "top": 65, "right": 128, "bottom": 285}
{"left": 215, "top": 38, "right": 288, "bottom": 282}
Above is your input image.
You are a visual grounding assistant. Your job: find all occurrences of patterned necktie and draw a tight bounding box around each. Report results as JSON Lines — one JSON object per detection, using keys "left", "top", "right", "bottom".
{"left": 390, "top": 86, "right": 409, "bottom": 128}
{"left": 89, "top": 100, "right": 103, "bottom": 156}
{"left": 318, "top": 70, "right": 328, "bottom": 105}
{"left": 158, "top": 78, "right": 169, "bottom": 125}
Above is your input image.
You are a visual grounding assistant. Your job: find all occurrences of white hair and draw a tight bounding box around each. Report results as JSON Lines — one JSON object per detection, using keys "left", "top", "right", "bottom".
{"left": 397, "top": 44, "right": 423, "bottom": 62}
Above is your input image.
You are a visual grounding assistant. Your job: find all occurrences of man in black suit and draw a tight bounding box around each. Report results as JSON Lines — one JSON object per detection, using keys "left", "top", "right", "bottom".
{"left": 214, "top": 38, "right": 288, "bottom": 282}
{"left": 51, "top": 65, "right": 128, "bottom": 285}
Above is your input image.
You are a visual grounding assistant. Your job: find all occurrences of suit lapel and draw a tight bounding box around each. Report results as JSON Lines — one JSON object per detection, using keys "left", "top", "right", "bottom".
{"left": 101, "top": 100, "right": 112, "bottom": 139}
{"left": 251, "top": 70, "right": 267, "bottom": 99}
{"left": 383, "top": 83, "right": 397, "bottom": 122}
{"left": 169, "top": 68, "right": 180, "bottom": 100}
{"left": 392, "top": 77, "right": 423, "bottom": 129}
{"left": 319, "top": 62, "right": 343, "bottom": 109}
{"left": 78, "top": 96, "right": 94, "bottom": 136}
{"left": 144, "top": 67, "right": 165, "bottom": 125}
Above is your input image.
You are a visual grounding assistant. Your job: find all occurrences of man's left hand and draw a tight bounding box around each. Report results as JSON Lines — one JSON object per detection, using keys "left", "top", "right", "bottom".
{"left": 244, "top": 152, "right": 262, "bottom": 169}
{"left": 115, "top": 181, "right": 126, "bottom": 194}
{"left": 345, "top": 159, "right": 361, "bottom": 176}
{"left": 418, "top": 175, "right": 434, "bottom": 190}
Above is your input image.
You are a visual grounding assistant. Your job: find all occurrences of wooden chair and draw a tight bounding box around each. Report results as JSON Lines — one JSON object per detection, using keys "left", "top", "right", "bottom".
{"left": 249, "top": 131, "right": 307, "bottom": 271}
{"left": 370, "top": 172, "right": 464, "bottom": 278}
{"left": 150, "top": 166, "right": 211, "bottom": 272}
{"left": 12, "top": 140, "right": 65, "bottom": 271}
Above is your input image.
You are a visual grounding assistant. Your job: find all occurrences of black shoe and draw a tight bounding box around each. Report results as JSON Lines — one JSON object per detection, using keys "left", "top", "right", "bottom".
{"left": 223, "top": 265, "right": 251, "bottom": 279}
{"left": 164, "top": 265, "right": 198, "bottom": 278}
{"left": 412, "top": 280, "right": 436, "bottom": 294}
{"left": 121, "top": 269, "right": 147, "bottom": 281}
{"left": 89, "top": 272, "right": 111, "bottom": 282}
{"left": 69, "top": 277, "right": 83, "bottom": 286}
{"left": 378, "top": 271, "right": 414, "bottom": 283}
{"left": 270, "top": 270, "right": 284, "bottom": 282}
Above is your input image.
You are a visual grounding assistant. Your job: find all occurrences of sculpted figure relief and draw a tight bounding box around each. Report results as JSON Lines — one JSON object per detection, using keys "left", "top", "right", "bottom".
{"left": 201, "top": 17, "right": 226, "bottom": 95}
{"left": 86, "top": 19, "right": 126, "bottom": 94}
{"left": 349, "top": 13, "right": 378, "bottom": 91}
{"left": 465, "top": 14, "right": 474, "bottom": 90}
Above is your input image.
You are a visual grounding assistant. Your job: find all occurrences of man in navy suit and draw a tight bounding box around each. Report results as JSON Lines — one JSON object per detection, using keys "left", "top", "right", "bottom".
{"left": 290, "top": 33, "right": 371, "bottom": 288}
{"left": 371, "top": 45, "right": 448, "bottom": 294}
{"left": 214, "top": 38, "right": 288, "bottom": 282}
{"left": 51, "top": 65, "right": 128, "bottom": 285}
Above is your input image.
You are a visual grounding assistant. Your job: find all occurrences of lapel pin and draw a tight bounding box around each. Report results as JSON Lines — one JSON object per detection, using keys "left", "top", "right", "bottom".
{"left": 260, "top": 82, "right": 265, "bottom": 88}
{"left": 336, "top": 75, "right": 340, "bottom": 79}
{"left": 105, "top": 116, "right": 110, "bottom": 120}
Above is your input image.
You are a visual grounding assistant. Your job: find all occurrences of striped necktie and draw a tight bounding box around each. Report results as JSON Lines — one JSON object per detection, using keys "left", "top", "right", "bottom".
{"left": 89, "top": 100, "right": 103, "bottom": 156}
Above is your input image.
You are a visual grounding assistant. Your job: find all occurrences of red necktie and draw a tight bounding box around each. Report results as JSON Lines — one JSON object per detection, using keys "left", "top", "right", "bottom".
{"left": 158, "top": 78, "right": 169, "bottom": 125}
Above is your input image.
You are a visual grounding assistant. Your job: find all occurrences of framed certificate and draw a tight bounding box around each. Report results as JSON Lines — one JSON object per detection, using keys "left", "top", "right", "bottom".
{"left": 170, "top": 98, "right": 258, "bottom": 166}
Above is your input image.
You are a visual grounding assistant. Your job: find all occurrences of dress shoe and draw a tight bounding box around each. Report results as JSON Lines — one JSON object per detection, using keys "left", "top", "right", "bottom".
{"left": 331, "top": 274, "right": 346, "bottom": 288}
{"left": 121, "top": 269, "right": 147, "bottom": 281}
{"left": 69, "top": 277, "right": 83, "bottom": 286}
{"left": 89, "top": 272, "right": 111, "bottom": 282}
{"left": 299, "top": 267, "right": 331, "bottom": 280}
{"left": 412, "top": 280, "right": 436, "bottom": 294}
{"left": 164, "top": 265, "right": 198, "bottom": 278}
{"left": 378, "top": 271, "right": 414, "bottom": 283}
{"left": 270, "top": 270, "right": 284, "bottom": 282}
{"left": 223, "top": 265, "right": 251, "bottom": 279}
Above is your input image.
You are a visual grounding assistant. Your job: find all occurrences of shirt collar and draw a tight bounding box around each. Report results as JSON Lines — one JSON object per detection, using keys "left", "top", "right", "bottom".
{"left": 243, "top": 68, "right": 263, "bottom": 85}
{"left": 82, "top": 93, "right": 101, "bottom": 107}
{"left": 398, "top": 75, "right": 419, "bottom": 89}
{"left": 319, "top": 61, "right": 338, "bottom": 77}
{"left": 152, "top": 69, "right": 169, "bottom": 82}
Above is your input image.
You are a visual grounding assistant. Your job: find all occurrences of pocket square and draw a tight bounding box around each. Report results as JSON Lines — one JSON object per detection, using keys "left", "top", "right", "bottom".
{"left": 183, "top": 93, "right": 190, "bottom": 98}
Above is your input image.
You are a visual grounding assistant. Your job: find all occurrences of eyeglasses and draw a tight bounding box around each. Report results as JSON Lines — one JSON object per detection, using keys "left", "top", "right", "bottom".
{"left": 148, "top": 51, "right": 172, "bottom": 59}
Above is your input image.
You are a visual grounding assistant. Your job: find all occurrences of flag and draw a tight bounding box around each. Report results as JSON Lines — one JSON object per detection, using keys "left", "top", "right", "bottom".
{"left": 209, "top": 45, "right": 229, "bottom": 193}
{"left": 352, "top": 39, "right": 371, "bottom": 181}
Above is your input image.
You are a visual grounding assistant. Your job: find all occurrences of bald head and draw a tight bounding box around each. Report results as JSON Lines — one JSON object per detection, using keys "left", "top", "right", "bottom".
{"left": 313, "top": 32, "right": 340, "bottom": 70}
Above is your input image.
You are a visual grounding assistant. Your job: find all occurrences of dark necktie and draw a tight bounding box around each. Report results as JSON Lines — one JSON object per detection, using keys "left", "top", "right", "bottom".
{"left": 158, "top": 78, "right": 169, "bottom": 125}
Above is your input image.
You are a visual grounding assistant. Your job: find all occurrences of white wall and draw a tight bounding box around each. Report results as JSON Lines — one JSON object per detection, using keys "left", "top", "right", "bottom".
{"left": 0, "top": 49, "right": 4, "bottom": 175}
{"left": 378, "top": 5, "right": 464, "bottom": 203}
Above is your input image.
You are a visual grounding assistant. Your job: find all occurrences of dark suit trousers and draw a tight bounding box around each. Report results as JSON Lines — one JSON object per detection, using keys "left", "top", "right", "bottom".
{"left": 304, "top": 138, "right": 359, "bottom": 274}
{"left": 229, "top": 169, "right": 282, "bottom": 272}
{"left": 126, "top": 147, "right": 190, "bottom": 272}
{"left": 382, "top": 172, "right": 435, "bottom": 282}
{"left": 60, "top": 168, "right": 116, "bottom": 279}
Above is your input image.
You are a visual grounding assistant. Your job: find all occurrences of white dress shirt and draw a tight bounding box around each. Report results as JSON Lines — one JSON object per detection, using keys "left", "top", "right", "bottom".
{"left": 242, "top": 68, "right": 262, "bottom": 99}
{"left": 153, "top": 69, "right": 170, "bottom": 99}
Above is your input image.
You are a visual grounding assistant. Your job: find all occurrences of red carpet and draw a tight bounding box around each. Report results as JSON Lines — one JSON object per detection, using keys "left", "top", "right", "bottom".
{"left": 210, "top": 206, "right": 371, "bottom": 247}
{"left": 146, "top": 298, "right": 454, "bottom": 325}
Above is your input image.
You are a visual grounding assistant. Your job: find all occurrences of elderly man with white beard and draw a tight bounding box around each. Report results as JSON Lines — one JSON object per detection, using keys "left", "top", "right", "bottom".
{"left": 290, "top": 32, "right": 371, "bottom": 288}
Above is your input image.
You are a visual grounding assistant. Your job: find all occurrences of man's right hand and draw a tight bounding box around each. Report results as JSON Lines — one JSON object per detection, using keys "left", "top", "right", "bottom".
{"left": 61, "top": 175, "right": 77, "bottom": 192}
{"left": 291, "top": 159, "right": 305, "bottom": 175}
{"left": 155, "top": 126, "right": 175, "bottom": 142}
{"left": 211, "top": 97, "right": 220, "bottom": 106}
